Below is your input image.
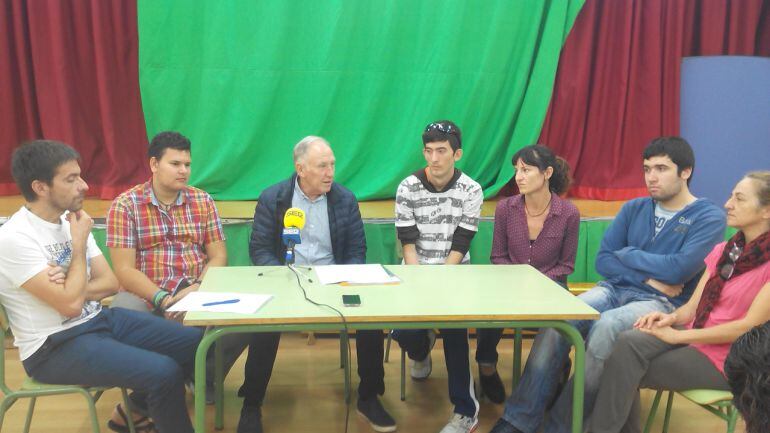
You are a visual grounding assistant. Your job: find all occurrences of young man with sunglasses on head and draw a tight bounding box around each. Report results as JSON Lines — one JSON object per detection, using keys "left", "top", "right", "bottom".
{"left": 392, "top": 120, "right": 484, "bottom": 433}
{"left": 489, "top": 137, "right": 726, "bottom": 433}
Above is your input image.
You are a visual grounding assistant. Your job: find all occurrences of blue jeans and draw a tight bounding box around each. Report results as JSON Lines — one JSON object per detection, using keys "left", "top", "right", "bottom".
{"left": 392, "top": 328, "right": 479, "bottom": 418}
{"left": 23, "top": 308, "right": 202, "bottom": 433}
{"left": 477, "top": 280, "right": 569, "bottom": 366}
{"left": 501, "top": 284, "right": 675, "bottom": 433}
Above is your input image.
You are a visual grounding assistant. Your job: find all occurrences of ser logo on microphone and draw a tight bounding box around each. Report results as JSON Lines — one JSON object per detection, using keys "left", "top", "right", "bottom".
{"left": 282, "top": 208, "right": 306, "bottom": 264}
{"left": 284, "top": 208, "right": 306, "bottom": 230}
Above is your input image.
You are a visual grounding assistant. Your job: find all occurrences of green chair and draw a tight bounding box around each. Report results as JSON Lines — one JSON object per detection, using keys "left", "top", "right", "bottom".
{"left": 0, "top": 305, "right": 136, "bottom": 433}
{"left": 643, "top": 389, "right": 739, "bottom": 433}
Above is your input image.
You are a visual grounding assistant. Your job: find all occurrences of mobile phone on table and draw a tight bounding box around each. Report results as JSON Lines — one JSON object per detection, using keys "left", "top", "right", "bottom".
{"left": 342, "top": 294, "right": 361, "bottom": 307}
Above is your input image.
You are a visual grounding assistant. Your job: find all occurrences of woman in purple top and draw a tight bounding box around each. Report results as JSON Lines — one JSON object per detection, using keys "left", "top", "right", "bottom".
{"left": 476, "top": 144, "right": 580, "bottom": 403}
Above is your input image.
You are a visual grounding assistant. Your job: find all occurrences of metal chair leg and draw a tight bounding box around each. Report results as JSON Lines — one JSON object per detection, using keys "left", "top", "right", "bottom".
{"left": 120, "top": 388, "right": 136, "bottom": 433}
{"left": 23, "top": 397, "right": 36, "bottom": 433}
{"left": 215, "top": 341, "right": 225, "bottom": 430}
{"left": 0, "top": 396, "right": 16, "bottom": 433}
{"left": 341, "top": 332, "right": 351, "bottom": 404}
{"left": 384, "top": 331, "right": 392, "bottom": 362}
{"left": 79, "top": 389, "right": 101, "bottom": 433}
{"left": 726, "top": 404, "right": 738, "bottom": 433}
{"left": 512, "top": 328, "right": 522, "bottom": 388}
{"left": 662, "top": 391, "right": 674, "bottom": 433}
{"left": 400, "top": 348, "right": 406, "bottom": 401}
{"left": 643, "top": 390, "right": 663, "bottom": 433}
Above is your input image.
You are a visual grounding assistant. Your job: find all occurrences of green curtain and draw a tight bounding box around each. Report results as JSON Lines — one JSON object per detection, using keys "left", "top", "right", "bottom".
{"left": 138, "top": 0, "right": 584, "bottom": 200}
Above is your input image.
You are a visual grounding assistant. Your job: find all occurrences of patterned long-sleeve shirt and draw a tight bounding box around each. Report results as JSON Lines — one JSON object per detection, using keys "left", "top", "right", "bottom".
{"left": 490, "top": 194, "right": 579, "bottom": 283}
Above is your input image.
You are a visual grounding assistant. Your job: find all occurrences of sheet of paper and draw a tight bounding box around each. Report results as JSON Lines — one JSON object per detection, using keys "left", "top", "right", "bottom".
{"left": 166, "top": 292, "right": 272, "bottom": 314}
{"left": 313, "top": 264, "right": 400, "bottom": 285}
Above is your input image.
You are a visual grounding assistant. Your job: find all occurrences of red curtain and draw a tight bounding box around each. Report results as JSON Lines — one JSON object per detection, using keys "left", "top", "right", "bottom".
{"left": 0, "top": 0, "right": 149, "bottom": 198}
{"left": 539, "top": 0, "right": 770, "bottom": 200}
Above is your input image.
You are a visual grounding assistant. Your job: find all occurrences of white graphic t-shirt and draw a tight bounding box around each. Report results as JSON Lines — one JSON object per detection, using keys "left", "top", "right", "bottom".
{"left": 654, "top": 203, "right": 678, "bottom": 236}
{"left": 0, "top": 206, "right": 102, "bottom": 360}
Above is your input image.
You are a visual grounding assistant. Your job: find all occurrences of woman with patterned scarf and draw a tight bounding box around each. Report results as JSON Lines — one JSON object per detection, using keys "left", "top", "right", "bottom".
{"left": 585, "top": 171, "right": 770, "bottom": 433}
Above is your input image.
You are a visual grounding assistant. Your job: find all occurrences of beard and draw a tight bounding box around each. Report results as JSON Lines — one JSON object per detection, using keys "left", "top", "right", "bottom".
{"left": 56, "top": 195, "right": 84, "bottom": 213}
{"left": 649, "top": 184, "right": 681, "bottom": 203}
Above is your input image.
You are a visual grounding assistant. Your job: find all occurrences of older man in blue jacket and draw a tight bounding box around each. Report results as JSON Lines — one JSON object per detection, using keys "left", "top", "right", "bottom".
{"left": 247, "top": 136, "right": 395, "bottom": 433}
{"left": 490, "top": 137, "right": 727, "bottom": 433}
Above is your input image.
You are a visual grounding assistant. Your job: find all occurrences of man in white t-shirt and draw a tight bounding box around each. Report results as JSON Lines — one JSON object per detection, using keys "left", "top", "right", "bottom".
{"left": 0, "top": 140, "right": 201, "bottom": 433}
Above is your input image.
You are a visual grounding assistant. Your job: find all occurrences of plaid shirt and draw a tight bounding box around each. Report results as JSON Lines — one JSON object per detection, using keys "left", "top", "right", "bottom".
{"left": 106, "top": 180, "right": 225, "bottom": 292}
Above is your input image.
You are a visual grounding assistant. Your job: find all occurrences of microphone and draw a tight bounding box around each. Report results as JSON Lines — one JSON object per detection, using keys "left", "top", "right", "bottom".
{"left": 282, "top": 207, "right": 306, "bottom": 264}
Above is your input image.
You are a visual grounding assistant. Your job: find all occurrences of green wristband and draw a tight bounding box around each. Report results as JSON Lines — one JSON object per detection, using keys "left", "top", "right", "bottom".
{"left": 152, "top": 290, "right": 169, "bottom": 308}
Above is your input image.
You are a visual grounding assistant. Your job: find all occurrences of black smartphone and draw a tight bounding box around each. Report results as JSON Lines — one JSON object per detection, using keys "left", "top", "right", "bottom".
{"left": 342, "top": 294, "right": 361, "bottom": 307}
{"left": 171, "top": 278, "right": 192, "bottom": 296}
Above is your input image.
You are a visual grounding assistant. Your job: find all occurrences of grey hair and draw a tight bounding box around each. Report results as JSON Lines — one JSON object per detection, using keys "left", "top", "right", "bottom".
{"left": 293, "top": 136, "right": 330, "bottom": 163}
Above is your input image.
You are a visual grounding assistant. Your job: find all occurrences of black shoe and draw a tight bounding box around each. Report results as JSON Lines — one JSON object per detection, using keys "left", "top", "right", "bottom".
{"left": 237, "top": 405, "right": 263, "bottom": 433}
{"left": 357, "top": 396, "right": 397, "bottom": 432}
{"left": 488, "top": 418, "right": 523, "bottom": 433}
{"left": 480, "top": 370, "right": 506, "bottom": 404}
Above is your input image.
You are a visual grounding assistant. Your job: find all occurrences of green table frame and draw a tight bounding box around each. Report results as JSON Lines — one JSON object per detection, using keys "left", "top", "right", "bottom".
{"left": 185, "top": 265, "right": 599, "bottom": 433}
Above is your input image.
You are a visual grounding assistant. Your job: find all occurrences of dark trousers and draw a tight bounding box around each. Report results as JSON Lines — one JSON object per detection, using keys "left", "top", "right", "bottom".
{"left": 23, "top": 308, "right": 202, "bottom": 433}
{"left": 587, "top": 329, "right": 729, "bottom": 433}
{"left": 476, "top": 328, "right": 505, "bottom": 365}
{"left": 239, "top": 332, "right": 281, "bottom": 407}
{"left": 241, "top": 329, "right": 386, "bottom": 406}
{"left": 392, "top": 328, "right": 479, "bottom": 418}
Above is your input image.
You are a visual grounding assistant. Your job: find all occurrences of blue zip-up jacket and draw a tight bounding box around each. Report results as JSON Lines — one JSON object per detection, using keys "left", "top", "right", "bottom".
{"left": 595, "top": 197, "right": 726, "bottom": 307}
{"left": 249, "top": 174, "right": 366, "bottom": 266}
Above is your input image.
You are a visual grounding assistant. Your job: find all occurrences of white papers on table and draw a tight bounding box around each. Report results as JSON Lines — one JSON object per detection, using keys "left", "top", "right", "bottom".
{"left": 313, "top": 264, "right": 400, "bottom": 285}
{"left": 166, "top": 292, "right": 272, "bottom": 314}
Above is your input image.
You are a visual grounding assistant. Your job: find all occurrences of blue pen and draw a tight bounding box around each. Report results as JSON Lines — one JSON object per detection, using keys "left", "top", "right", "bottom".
{"left": 202, "top": 299, "right": 240, "bottom": 307}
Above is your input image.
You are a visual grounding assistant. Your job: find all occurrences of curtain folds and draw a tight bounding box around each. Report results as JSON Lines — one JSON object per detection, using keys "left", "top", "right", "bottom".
{"left": 538, "top": 0, "right": 770, "bottom": 200}
{"left": 3, "top": 1, "right": 767, "bottom": 201}
{"left": 137, "top": 0, "right": 583, "bottom": 200}
{"left": 0, "top": 0, "right": 149, "bottom": 198}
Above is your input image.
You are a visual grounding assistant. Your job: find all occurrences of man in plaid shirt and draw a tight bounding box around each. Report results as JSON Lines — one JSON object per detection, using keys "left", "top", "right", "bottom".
{"left": 107, "top": 132, "right": 268, "bottom": 433}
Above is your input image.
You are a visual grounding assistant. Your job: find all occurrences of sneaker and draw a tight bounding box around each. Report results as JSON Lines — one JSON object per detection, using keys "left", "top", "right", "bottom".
{"left": 237, "top": 405, "right": 263, "bottom": 433}
{"left": 439, "top": 413, "right": 479, "bottom": 433}
{"left": 410, "top": 330, "right": 436, "bottom": 380}
{"left": 488, "top": 418, "right": 523, "bottom": 433}
{"left": 479, "top": 370, "right": 506, "bottom": 404}
{"left": 357, "top": 396, "right": 397, "bottom": 432}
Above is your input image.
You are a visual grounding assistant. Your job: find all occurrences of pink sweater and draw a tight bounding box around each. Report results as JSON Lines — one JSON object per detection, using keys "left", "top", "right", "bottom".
{"left": 689, "top": 242, "right": 770, "bottom": 374}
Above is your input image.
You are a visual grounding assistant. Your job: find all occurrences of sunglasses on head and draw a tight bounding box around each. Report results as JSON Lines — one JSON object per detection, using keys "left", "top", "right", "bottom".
{"left": 425, "top": 122, "right": 456, "bottom": 134}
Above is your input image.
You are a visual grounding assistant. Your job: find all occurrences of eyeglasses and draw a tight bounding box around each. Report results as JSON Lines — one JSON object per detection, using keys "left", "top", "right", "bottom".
{"left": 425, "top": 122, "right": 456, "bottom": 134}
{"left": 718, "top": 243, "right": 743, "bottom": 280}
